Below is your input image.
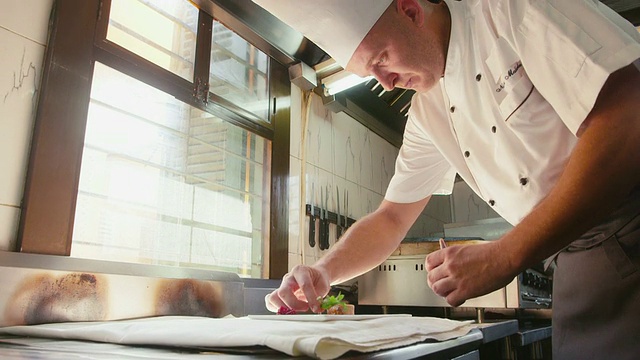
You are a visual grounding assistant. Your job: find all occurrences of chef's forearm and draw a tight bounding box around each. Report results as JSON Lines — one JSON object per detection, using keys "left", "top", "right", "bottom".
{"left": 500, "top": 63, "right": 640, "bottom": 272}
{"left": 314, "top": 197, "right": 430, "bottom": 285}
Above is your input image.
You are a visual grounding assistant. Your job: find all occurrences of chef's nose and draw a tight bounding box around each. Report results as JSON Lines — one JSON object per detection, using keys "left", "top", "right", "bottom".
{"left": 372, "top": 68, "right": 396, "bottom": 91}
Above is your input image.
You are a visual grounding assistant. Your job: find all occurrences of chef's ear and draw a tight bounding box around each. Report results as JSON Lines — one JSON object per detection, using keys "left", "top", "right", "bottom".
{"left": 396, "top": 0, "right": 425, "bottom": 26}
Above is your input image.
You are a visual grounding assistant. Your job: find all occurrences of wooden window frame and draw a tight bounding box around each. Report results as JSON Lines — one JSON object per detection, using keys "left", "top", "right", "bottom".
{"left": 17, "top": 0, "right": 290, "bottom": 279}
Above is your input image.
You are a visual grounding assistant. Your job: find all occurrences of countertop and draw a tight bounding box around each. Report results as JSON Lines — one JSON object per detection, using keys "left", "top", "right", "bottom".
{"left": 513, "top": 324, "right": 553, "bottom": 346}
{"left": 0, "top": 321, "right": 520, "bottom": 359}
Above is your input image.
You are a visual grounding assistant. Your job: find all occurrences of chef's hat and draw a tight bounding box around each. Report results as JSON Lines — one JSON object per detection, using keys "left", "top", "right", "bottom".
{"left": 252, "top": 0, "right": 393, "bottom": 67}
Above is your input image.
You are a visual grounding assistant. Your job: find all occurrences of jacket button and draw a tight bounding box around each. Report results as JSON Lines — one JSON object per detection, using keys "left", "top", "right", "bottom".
{"left": 476, "top": 74, "right": 482, "bottom": 82}
{"left": 491, "top": 126, "right": 497, "bottom": 133}
{"left": 520, "top": 177, "right": 529, "bottom": 186}
{"left": 489, "top": 200, "right": 496, "bottom": 206}
{"left": 464, "top": 151, "right": 470, "bottom": 158}
{"left": 450, "top": 106, "right": 456, "bottom": 113}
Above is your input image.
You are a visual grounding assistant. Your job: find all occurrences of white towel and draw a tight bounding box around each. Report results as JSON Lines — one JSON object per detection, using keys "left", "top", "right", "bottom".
{"left": 0, "top": 315, "right": 474, "bottom": 359}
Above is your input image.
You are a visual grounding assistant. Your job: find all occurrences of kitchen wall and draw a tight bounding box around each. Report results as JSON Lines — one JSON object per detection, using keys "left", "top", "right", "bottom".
{"left": 0, "top": 0, "right": 54, "bottom": 251}
{"left": 451, "top": 181, "right": 499, "bottom": 224}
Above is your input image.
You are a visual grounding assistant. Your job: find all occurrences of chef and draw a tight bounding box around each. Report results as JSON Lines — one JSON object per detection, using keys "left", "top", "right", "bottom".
{"left": 252, "top": 0, "right": 640, "bottom": 358}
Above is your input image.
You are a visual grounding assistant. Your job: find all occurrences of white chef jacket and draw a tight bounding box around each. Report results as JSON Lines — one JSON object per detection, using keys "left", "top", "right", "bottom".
{"left": 385, "top": 0, "right": 640, "bottom": 225}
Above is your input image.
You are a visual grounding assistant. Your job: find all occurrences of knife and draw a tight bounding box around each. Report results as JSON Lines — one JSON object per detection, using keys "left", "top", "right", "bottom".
{"left": 319, "top": 186, "right": 326, "bottom": 250}
{"left": 336, "top": 186, "right": 342, "bottom": 241}
{"left": 309, "top": 183, "right": 316, "bottom": 248}
{"left": 344, "top": 189, "right": 350, "bottom": 230}
{"left": 323, "top": 185, "right": 330, "bottom": 249}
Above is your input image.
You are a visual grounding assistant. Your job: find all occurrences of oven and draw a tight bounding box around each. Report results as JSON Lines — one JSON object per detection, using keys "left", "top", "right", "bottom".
{"left": 358, "top": 254, "right": 552, "bottom": 309}
{"left": 359, "top": 218, "right": 552, "bottom": 310}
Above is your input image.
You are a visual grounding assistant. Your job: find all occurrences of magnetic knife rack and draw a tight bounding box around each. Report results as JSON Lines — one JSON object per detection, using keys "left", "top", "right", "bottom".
{"left": 306, "top": 204, "right": 357, "bottom": 250}
{"left": 305, "top": 204, "right": 357, "bottom": 228}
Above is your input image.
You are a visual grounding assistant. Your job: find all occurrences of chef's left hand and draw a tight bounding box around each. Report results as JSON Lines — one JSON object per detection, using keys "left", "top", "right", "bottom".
{"left": 425, "top": 241, "right": 517, "bottom": 306}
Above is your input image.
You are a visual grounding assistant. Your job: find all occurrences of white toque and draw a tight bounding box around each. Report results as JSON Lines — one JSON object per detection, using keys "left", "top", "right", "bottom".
{"left": 252, "top": 0, "right": 393, "bottom": 67}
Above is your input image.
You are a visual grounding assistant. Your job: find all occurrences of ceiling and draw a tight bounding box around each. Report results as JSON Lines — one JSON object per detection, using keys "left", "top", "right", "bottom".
{"left": 210, "top": 0, "right": 640, "bottom": 148}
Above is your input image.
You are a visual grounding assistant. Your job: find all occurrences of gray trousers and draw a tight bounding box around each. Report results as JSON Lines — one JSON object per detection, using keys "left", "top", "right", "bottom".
{"left": 552, "top": 188, "right": 640, "bottom": 360}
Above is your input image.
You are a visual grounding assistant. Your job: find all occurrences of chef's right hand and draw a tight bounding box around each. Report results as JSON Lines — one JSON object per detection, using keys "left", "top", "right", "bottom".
{"left": 265, "top": 265, "right": 331, "bottom": 313}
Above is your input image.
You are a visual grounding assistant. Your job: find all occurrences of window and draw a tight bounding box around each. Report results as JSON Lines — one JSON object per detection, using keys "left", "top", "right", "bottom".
{"left": 210, "top": 20, "right": 270, "bottom": 120}
{"left": 107, "top": 0, "right": 198, "bottom": 81}
{"left": 72, "top": 63, "right": 268, "bottom": 276}
{"left": 19, "top": 0, "right": 290, "bottom": 279}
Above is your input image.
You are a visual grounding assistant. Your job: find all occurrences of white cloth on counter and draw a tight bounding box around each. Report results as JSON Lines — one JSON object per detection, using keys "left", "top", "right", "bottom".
{"left": 0, "top": 315, "right": 474, "bottom": 359}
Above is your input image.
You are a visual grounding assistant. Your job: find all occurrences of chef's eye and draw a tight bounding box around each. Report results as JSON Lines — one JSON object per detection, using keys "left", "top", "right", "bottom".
{"left": 376, "top": 55, "right": 387, "bottom": 65}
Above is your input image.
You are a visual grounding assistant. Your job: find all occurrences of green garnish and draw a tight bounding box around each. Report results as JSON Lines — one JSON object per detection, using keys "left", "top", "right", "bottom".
{"left": 318, "top": 292, "right": 348, "bottom": 312}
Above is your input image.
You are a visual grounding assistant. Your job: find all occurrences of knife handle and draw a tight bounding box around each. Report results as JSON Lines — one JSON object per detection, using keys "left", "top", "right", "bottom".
{"left": 322, "top": 219, "right": 328, "bottom": 250}
{"left": 318, "top": 219, "right": 322, "bottom": 250}
{"left": 309, "top": 216, "right": 316, "bottom": 248}
{"left": 323, "top": 219, "right": 330, "bottom": 250}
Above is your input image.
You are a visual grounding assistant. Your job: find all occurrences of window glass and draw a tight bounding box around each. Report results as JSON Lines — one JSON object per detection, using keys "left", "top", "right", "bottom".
{"left": 72, "top": 63, "right": 269, "bottom": 277}
{"left": 107, "top": 0, "right": 198, "bottom": 81}
{"left": 210, "top": 20, "right": 270, "bottom": 121}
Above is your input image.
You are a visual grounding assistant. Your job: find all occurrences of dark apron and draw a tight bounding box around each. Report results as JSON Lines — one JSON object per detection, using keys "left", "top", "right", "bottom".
{"left": 551, "top": 187, "right": 640, "bottom": 360}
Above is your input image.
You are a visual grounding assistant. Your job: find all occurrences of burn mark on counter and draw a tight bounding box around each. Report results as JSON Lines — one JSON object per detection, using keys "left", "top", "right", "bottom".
{"left": 155, "top": 279, "right": 222, "bottom": 318}
{"left": 4, "top": 273, "right": 108, "bottom": 326}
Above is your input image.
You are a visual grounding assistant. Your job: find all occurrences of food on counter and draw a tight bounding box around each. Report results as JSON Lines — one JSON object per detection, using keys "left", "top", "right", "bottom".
{"left": 276, "top": 292, "right": 354, "bottom": 315}
{"left": 319, "top": 292, "right": 354, "bottom": 315}
{"left": 277, "top": 305, "right": 297, "bottom": 315}
{"left": 326, "top": 303, "right": 355, "bottom": 315}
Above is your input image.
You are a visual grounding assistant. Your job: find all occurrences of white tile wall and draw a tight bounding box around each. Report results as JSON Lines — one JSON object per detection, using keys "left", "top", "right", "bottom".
{"left": 0, "top": 205, "right": 20, "bottom": 251}
{"left": 288, "top": 157, "right": 301, "bottom": 256}
{"left": 0, "top": 28, "right": 44, "bottom": 207}
{"left": 0, "top": 0, "right": 54, "bottom": 249}
{"left": 305, "top": 95, "right": 333, "bottom": 171}
{"left": 0, "top": 0, "right": 53, "bottom": 45}
{"left": 289, "top": 83, "right": 303, "bottom": 159}
{"left": 451, "top": 181, "right": 499, "bottom": 223}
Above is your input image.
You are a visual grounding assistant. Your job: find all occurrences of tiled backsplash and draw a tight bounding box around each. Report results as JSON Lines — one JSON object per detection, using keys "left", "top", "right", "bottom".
{"left": 0, "top": 0, "right": 54, "bottom": 251}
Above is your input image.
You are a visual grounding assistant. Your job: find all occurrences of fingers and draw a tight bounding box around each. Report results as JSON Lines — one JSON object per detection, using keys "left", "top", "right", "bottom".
{"left": 427, "top": 267, "right": 466, "bottom": 307}
{"left": 264, "top": 265, "right": 328, "bottom": 313}
{"left": 425, "top": 248, "right": 445, "bottom": 271}
{"left": 429, "top": 274, "right": 454, "bottom": 298}
{"left": 264, "top": 274, "right": 304, "bottom": 312}
{"left": 291, "top": 271, "right": 324, "bottom": 313}
{"left": 445, "top": 294, "right": 466, "bottom": 307}
{"left": 426, "top": 258, "right": 448, "bottom": 288}
{"left": 265, "top": 290, "right": 285, "bottom": 312}
{"left": 425, "top": 247, "right": 463, "bottom": 306}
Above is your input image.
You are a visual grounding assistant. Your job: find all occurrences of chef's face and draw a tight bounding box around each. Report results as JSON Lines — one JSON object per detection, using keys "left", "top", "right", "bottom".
{"left": 346, "top": 0, "right": 450, "bottom": 93}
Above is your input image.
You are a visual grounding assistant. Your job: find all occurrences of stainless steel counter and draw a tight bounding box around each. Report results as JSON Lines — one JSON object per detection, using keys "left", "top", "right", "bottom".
{"left": 473, "top": 320, "right": 519, "bottom": 343}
